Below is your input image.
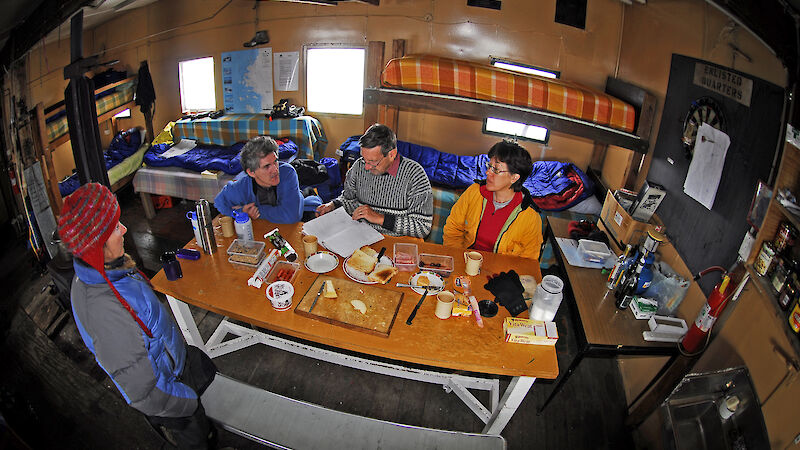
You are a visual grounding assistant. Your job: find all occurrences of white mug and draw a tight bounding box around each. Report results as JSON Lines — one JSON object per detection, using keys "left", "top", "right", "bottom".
{"left": 464, "top": 251, "right": 483, "bottom": 276}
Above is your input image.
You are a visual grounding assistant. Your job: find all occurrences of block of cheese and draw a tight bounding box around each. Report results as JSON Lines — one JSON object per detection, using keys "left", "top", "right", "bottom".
{"left": 323, "top": 280, "right": 337, "bottom": 298}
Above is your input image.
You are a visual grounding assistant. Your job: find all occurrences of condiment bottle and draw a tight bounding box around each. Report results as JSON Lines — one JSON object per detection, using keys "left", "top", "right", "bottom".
{"left": 607, "top": 244, "right": 633, "bottom": 290}
{"left": 778, "top": 274, "right": 797, "bottom": 310}
{"left": 264, "top": 228, "right": 298, "bottom": 262}
{"left": 233, "top": 210, "right": 254, "bottom": 241}
{"left": 789, "top": 297, "right": 800, "bottom": 334}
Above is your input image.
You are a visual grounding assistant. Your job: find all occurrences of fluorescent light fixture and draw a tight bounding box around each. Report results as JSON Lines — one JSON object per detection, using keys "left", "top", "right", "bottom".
{"left": 306, "top": 47, "right": 365, "bottom": 115}
{"left": 179, "top": 56, "right": 216, "bottom": 113}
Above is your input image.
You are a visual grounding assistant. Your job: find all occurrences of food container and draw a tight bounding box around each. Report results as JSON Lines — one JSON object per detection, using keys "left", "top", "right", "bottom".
{"left": 577, "top": 239, "right": 613, "bottom": 263}
{"left": 227, "top": 239, "right": 266, "bottom": 269}
{"left": 418, "top": 253, "right": 454, "bottom": 278}
{"left": 264, "top": 261, "right": 300, "bottom": 285}
{"left": 393, "top": 243, "right": 418, "bottom": 272}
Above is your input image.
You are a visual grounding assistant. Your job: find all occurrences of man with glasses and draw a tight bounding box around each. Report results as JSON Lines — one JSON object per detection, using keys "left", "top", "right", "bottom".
{"left": 316, "top": 124, "right": 433, "bottom": 238}
{"left": 215, "top": 136, "right": 321, "bottom": 223}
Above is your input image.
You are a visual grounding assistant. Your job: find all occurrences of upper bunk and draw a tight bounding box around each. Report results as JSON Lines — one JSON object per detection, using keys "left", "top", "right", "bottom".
{"left": 363, "top": 54, "right": 655, "bottom": 154}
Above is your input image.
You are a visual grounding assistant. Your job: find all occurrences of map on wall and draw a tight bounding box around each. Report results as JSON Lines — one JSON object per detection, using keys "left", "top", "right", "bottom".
{"left": 221, "top": 48, "right": 274, "bottom": 113}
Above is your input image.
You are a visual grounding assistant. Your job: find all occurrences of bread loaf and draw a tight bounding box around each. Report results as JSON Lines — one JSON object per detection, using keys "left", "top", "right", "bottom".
{"left": 347, "top": 248, "right": 378, "bottom": 274}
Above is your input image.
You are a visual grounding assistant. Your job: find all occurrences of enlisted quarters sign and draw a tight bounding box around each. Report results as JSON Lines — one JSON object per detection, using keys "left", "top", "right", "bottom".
{"left": 693, "top": 63, "right": 753, "bottom": 107}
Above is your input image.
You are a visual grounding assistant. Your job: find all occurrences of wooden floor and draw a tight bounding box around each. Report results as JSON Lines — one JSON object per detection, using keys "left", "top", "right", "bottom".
{"left": 0, "top": 185, "right": 637, "bottom": 449}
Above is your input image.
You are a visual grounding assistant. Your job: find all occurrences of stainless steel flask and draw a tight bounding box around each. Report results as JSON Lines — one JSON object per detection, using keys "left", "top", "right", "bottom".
{"left": 195, "top": 199, "right": 216, "bottom": 254}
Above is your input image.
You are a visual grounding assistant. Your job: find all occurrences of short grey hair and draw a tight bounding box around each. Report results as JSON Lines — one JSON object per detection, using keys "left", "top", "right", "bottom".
{"left": 359, "top": 123, "right": 396, "bottom": 156}
{"left": 240, "top": 136, "right": 278, "bottom": 172}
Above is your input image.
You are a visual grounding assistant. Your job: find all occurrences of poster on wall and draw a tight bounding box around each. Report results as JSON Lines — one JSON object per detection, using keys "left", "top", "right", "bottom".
{"left": 274, "top": 51, "right": 299, "bottom": 91}
{"left": 221, "top": 48, "right": 274, "bottom": 113}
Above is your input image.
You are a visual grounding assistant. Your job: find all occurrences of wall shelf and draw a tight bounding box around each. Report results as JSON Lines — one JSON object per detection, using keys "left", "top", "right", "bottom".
{"left": 746, "top": 264, "right": 800, "bottom": 357}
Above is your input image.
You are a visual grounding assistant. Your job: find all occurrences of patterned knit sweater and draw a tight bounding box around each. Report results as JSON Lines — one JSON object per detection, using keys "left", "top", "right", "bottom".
{"left": 334, "top": 155, "right": 433, "bottom": 238}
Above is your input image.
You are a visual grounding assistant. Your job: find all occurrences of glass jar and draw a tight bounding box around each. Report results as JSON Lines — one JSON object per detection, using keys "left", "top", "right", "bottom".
{"left": 771, "top": 257, "right": 789, "bottom": 293}
{"left": 754, "top": 241, "right": 776, "bottom": 276}
{"left": 774, "top": 221, "right": 798, "bottom": 254}
{"left": 778, "top": 273, "right": 798, "bottom": 310}
{"left": 789, "top": 298, "right": 800, "bottom": 334}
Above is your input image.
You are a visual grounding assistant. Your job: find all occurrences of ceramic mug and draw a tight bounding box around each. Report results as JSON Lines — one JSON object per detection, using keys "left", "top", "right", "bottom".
{"left": 219, "top": 216, "right": 235, "bottom": 238}
{"left": 302, "top": 235, "right": 318, "bottom": 257}
{"left": 464, "top": 251, "right": 483, "bottom": 276}
{"left": 435, "top": 291, "right": 455, "bottom": 319}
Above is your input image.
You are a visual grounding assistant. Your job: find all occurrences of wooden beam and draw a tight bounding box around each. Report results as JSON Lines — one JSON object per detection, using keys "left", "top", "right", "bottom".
{"left": 363, "top": 41, "right": 385, "bottom": 131}
{"left": 364, "top": 88, "right": 650, "bottom": 153}
{"left": 383, "top": 39, "right": 406, "bottom": 133}
{"left": 34, "top": 104, "right": 63, "bottom": 215}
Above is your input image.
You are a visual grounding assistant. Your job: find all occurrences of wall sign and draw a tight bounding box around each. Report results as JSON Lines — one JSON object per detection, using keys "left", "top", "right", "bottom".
{"left": 692, "top": 63, "right": 753, "bottom": 107}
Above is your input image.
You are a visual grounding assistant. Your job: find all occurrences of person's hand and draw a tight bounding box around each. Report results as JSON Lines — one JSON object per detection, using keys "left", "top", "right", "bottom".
{"left": 315, "top": 202, "right": 335, "bottom": 217}
{"left": 242, "top": 203, "right": 260, "bottom": 220}
{"left": 352, "top": 205, "right": 384, "bottom": 226}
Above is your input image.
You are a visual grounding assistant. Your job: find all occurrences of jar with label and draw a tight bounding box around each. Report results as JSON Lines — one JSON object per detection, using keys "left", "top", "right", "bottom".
{"left": 778, "top": 274, "right": 798, "bottom": 310}
{"left": 754, "top": 241, "right": 776, "bottom": 277}
{"left": 774, "top": 221, "right": 798, "bottom": 254}
{"left": 771, "top": 257, "right": 789, "bottom": 293}
{"left": 788, "top": 297, "right": 800, "bottom": 334}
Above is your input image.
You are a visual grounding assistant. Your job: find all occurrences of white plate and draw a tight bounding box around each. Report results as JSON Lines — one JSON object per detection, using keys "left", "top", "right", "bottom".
{"left": 343, "top": 255, "right": 393, "bottom": 284}
{"left": 304, "top": 251, "right": 339, "bottom": 274}
{"left": 409, "top": 271, "right": 445, "bottom": 295}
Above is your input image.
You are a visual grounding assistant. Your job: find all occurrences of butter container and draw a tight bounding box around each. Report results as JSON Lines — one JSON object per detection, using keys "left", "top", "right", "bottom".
{"left": 418, "top": 253, "right": 454, "bottom": 278}
{"left": 503, "top": 317, "right": 558, "bottom": 345}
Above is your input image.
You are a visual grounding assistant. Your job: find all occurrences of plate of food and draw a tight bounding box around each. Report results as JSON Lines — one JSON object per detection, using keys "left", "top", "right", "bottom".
{"left": 304, "top": 251, "right": 339, "bottom": 274}
{"left": 409, "top": 271, "right": 445, "bottom": 295}
{"left": 343, "top": 245, "right": 398, "bottom": 284}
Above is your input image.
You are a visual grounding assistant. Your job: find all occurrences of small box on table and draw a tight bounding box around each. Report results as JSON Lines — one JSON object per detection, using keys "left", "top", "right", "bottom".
{"left": 503, "top": 318, "right": 558, "bottom": 345}
{"left": 599, "top": 190, "right": 659, "bottom": 247}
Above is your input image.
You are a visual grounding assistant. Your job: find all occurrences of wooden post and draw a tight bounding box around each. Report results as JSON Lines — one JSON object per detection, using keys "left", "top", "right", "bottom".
{"left": 34, "top": 103, "right": 63, "bottom": 214}
{"left": 364, "top": 41, "right": 385, "bottom": 131}
{"left": 383, "top": 39, "right": 406, "bottom": 133}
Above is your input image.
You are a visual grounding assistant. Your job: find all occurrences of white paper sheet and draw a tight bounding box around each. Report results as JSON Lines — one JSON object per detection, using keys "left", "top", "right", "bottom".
{"left": 302, "top": 207, "right": 384, "bottom": 257}
{"left": 274, "top": 52, "right": 299, "bottom": 91}
{"left": 160, "top": 139, "right": 197, "bottom": 158}
{"left": 555, "top": 237, "right": 616, "bottom": 269}
{"left": 683, "top": 123, "right": 730, "bottom": 210}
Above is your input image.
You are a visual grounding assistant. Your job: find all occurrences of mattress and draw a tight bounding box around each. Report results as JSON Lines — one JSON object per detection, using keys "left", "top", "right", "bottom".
{"left": 47, "top": 81, "right": 136, "bottom": 142}
{"left": 381, "top": 55, "right": 636, "bottom": 133}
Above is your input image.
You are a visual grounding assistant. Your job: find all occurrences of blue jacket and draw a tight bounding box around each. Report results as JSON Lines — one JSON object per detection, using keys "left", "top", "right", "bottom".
{"left": 71, "top": 259, "right": 198, "bottom": 418}
{"left": 214, "top": 162, "right": 321, "bottom": 224}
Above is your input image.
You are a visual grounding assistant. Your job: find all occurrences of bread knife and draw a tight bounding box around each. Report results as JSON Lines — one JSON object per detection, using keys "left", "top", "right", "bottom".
{"left": 405, "top": 288, "right": 428, "bottom": 325}
{"left": 308, "top": 283, "right": 326, "bottom": 313}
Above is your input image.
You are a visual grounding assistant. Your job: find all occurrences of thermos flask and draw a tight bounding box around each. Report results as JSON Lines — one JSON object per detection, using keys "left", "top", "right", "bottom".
{"left": 195, "top": 199, "right": 217, "bottom": 254}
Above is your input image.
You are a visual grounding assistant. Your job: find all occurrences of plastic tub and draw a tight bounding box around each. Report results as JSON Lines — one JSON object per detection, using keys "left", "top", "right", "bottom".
{"left": 577, "top": 239, "right": 612, "bottom": 263}
{"left": 393, "top": 243, "right": 418, "bottom": 272}
{"left": 418, "top": 253, "right": 454, "bottom": 278}
{"left": 264, "top": 261, "right": 300, "bottom": 284}
{"left": 227, "top": 239, "right": 266, "bottom": 265}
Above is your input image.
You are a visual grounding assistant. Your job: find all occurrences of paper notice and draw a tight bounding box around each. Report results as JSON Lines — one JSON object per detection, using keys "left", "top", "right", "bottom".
{"left": 683, "top": 123, "right": 730, "bottom": 210}
{"left": 274, "top": 52, "right": 299, "bottom": 91}
{"left": 160, "top": 139, "right": 197, "bottom": 158}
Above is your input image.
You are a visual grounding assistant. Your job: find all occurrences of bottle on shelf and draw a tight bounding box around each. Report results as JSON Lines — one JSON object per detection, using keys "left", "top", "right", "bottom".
{"left": 789, "top": 296, "right": 800, "bottom": 334}
{"left": 607, "top": 244, "right": 633, "bottom": 290}
{"left": 615, "top": 257, "right": 642, "bottom": 310}
{"left": 779, "top": 273, "right": 798, "bottom": 310}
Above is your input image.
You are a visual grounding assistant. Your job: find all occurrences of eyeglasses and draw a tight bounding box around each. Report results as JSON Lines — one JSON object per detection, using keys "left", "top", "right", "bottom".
{"left": 363, "top": 155, "right": 387, "bottom": 168}
{"left": 486, "top": 163, "right": 510, "bottom": 175}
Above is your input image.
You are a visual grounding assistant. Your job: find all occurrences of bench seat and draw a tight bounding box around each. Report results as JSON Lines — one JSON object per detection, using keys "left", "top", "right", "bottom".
{"left": 202, "top": 374, "right": 507, "bottom": 449}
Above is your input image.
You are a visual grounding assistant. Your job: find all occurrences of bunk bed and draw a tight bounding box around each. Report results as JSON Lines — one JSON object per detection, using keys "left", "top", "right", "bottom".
{"left": 37, "top": 75, "right": 150, "bottom": 213}
{"left": 132, "top": 115, "right": 328, "bottom": 219}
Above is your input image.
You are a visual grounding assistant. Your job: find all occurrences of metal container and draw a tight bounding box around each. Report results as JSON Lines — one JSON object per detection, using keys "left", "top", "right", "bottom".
{"left": 195, "top": 199, "right": 217, "bottom": 254}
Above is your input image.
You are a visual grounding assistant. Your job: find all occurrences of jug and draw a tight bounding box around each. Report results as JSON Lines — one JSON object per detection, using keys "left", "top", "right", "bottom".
{"left": 529, "top": 275, "right": 564, "bottom": 322}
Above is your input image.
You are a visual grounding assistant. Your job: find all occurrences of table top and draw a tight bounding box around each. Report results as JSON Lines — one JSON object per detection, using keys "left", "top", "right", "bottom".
{"left": 152, "top": 218, "right": 558, "bottom": 379}
{"left": 548, "top": 217, "right": 677, "bottom": 351}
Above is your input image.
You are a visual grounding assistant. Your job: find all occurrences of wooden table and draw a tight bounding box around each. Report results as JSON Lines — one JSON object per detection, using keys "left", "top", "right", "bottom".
{"left": 538, "top": 217, "right": 679, "bottom": 413}
{"left": 152, "top": 218, "right": 556, "bottom": 435}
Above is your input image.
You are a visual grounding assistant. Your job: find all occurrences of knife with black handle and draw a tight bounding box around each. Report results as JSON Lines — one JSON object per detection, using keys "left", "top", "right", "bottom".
{"left": 308, "top": 283, "right": 326, "bottom": 313}
{"left": 376, "top": 246, "right": 386, "bottom": 262}
{"left": 405, "top": 288, "right": 428, "bottom": 325}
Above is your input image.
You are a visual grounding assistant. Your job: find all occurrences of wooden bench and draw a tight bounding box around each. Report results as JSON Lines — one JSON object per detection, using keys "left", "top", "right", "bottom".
{"left": 202, "top": 374, "right": 507, "bottom": 449}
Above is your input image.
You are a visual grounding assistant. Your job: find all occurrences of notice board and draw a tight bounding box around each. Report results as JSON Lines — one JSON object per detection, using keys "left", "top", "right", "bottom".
{"left": 648, "top": 54, "right": 785, "bottom": 293}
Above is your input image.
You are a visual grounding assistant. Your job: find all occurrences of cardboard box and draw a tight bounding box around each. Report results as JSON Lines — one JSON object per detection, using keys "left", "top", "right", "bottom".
{"left": 503, "top": 318, "right": 558, "bottom": 345}
{"left": 600, "top": 190, "right": 658, "bottom": 246}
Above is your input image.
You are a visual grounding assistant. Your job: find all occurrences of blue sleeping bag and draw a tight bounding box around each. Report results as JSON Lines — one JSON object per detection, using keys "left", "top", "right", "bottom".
{"left": 59, "top": 128, "right": 143, "bottom": 197}
{"left": 143, "top": 138, "right": 299, "bottom": 175}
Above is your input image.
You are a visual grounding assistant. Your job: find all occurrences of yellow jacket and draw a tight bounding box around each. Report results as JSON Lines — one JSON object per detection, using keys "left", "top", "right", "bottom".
{"left": 443, "top": 183, "right": 543, "bottom": 261}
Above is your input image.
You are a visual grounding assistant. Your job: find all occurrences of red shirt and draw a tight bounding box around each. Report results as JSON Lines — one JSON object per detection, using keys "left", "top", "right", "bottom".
{"left": 472, "top": 185, "right": 523, "bottom": 252}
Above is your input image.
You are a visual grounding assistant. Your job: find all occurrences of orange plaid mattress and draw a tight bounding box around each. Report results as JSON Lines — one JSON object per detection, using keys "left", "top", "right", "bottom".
{"left": 381, "top": 55, "right": 636, "bottom": 133}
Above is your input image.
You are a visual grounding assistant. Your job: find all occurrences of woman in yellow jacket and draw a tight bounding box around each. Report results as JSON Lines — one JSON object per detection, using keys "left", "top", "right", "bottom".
{"left": 443, "top": 141, "right": 543, "bottom": 261}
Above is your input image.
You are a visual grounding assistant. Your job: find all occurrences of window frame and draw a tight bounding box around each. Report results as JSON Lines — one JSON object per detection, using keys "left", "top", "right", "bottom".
{"left": 483, "top": 57, "right": 561, "bottom": 144}
{"left": 303, "top": 44, "right": 367, "bottom": 117}
{"left": 178, "top": 56, "right": 217, "bottom": 114}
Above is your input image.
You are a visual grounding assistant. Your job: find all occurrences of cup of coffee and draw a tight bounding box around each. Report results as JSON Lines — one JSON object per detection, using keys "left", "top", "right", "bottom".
{"left": 302, "top": 235, "right": 318, "bottom": 257}
{"left": 435, "top": 291, "right": 455, "bottom": 319}
{"left": 219, "top": 216, "right": 235, "bottom": 238}
{"left": 464, "top": 251, "right": 483, "bottom": 276}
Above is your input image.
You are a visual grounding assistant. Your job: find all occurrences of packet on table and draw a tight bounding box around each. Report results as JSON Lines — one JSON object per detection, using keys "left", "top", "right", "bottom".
{"left": 503, "top": 318, "right": 559, "bottom": 345}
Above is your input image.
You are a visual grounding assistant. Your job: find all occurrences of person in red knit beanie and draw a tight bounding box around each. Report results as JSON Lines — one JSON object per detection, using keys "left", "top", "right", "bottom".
{"left": 59, "top": 183, "right": 217, "bottom": 449}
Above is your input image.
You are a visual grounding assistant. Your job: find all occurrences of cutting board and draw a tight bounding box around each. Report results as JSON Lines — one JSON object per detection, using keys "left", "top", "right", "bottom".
{"left": 294, "top": 275, "right": 404, "bottom": 337}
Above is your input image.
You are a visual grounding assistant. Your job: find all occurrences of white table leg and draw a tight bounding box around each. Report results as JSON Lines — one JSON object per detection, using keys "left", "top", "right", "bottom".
{"left": 482, "top": 376, "right": 536, "bottom": 435}
{"left": 167, "top": 295, "right": 205, "bottom": 351}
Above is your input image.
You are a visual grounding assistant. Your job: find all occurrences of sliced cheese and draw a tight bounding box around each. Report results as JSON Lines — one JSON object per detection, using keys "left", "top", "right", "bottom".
{"left": 323, "top": 280, "right": 337, "bottom": 298}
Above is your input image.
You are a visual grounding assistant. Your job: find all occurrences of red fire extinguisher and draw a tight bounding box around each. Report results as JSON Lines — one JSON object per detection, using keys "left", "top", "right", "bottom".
{"left": 681, "top": 274, "right": 733, "bottom": 354}
{"left": 8, "top": 167, "right": 20, "bottom": 195}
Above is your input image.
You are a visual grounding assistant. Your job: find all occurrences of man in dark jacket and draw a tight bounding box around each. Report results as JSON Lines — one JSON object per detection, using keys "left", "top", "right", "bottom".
{"left": 58, "top": 183, "right": 217, "bottom": 449}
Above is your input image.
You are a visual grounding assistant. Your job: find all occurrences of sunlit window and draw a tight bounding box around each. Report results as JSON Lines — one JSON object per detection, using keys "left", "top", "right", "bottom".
{"left": 484, "top": 59, "right": 560, "bottom": 144}
{"left": 306, "top": 47, "right": 365, "bottom": 115}
{"left": 179, "top": 57, "right": 216, "bottom": 113}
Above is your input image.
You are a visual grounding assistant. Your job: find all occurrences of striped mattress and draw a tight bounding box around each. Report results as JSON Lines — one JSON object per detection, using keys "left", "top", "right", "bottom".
{"left": 381, "top": 55, "right": 636, "bottom": 133}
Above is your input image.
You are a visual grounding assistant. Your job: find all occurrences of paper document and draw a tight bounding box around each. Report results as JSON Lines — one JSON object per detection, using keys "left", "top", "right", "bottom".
{"left": 555, "top": 238, "right": 616, "bottom": 269}
{"left": 683, "top": 123, "right": 730, "bottom": 210}
{"left": 160, "top": 139, "right": 196, "bottom": 158}
{"left": 302, "top": 207, "right": 384, "bottom": 257}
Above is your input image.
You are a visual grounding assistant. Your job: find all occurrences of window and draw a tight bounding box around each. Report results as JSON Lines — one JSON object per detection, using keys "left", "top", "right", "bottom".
{"left": 112, "top": 109, "right": 131, "bottom": 119}
{"left": 306, "top": 47, "right": 365, "bottom": 115}
{"left": 179, "top": 57, "right": 216, "bottom": 113}
{"left": 483, "top": 58, "right": 560, "bottom": 144}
